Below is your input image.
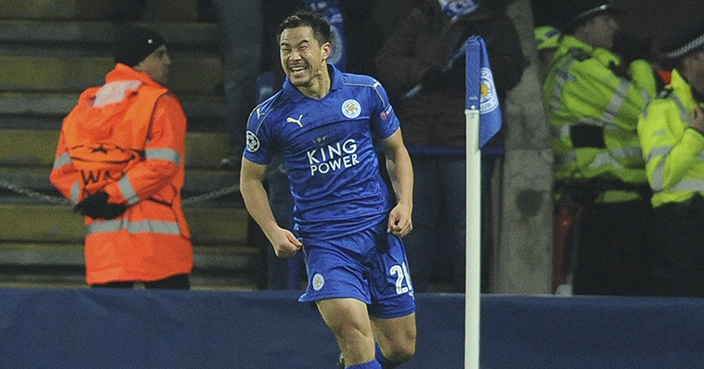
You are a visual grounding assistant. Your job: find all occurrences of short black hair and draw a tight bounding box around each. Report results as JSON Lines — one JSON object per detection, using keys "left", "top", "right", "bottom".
{"left": 277, "top": 9, "right": 333, "bottom": 47}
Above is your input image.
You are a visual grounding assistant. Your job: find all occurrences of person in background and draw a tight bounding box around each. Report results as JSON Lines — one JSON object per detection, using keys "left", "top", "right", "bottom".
{"left": 214, "top": 0, "right": 264, "bottom": 170}
{"left": 374, "top": 0, "right": 527, "bottom": 293}
{"left": 50, "top": 26, "right": 193, "bottom": 289}
{"left": 543, "top": 0, "right": 657, "bottom": 296}
{"left": 239, "top": 9, "right": 416, "bottom": 369}
{"left": 638, "top": 19, "right": 704, "bottom": 297}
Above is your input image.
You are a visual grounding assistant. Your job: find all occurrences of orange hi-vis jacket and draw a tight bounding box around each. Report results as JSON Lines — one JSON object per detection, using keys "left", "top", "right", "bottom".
{"left": 50, "top": 64, "right": 193, "bottom": 285}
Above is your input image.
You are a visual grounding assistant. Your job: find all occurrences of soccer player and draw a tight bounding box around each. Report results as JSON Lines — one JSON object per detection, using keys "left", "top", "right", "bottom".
{"left": 239, "top": 9, "right": 416, "bottom": 369}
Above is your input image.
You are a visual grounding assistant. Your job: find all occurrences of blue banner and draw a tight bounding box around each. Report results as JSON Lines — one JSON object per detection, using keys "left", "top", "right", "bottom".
{"left": 465, "top": 36, "right": 501, "bottom": 147}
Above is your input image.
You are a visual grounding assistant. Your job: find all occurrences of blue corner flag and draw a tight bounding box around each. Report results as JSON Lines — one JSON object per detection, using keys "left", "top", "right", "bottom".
{"left": 465, "top": 36, "right": 502, "bottom": 147}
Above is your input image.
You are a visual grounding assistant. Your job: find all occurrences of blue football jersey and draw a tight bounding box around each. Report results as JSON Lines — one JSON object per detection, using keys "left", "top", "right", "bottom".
{"left": 244, "top": 65, "right": 400, "bottom": 239}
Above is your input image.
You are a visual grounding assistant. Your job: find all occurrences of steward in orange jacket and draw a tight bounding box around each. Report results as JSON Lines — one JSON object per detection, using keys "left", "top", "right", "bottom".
{"left": 50, "top": 26, "right": 192, "bottom": 288}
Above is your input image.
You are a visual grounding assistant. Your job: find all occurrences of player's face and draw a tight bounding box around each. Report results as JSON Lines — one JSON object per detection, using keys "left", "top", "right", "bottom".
{"left": 279, "top": 26, "right": 331, "bottom": 88}
{"left": 134, "top": 45, "right": 171, "bottom": 84}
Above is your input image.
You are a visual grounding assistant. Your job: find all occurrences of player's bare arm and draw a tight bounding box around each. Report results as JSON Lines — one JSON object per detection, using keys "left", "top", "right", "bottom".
{"left": 240, "top": 158, "right": 302, "bottom": 258}
{"left": 379, "top": 128, "right": 414, "bottom": 237}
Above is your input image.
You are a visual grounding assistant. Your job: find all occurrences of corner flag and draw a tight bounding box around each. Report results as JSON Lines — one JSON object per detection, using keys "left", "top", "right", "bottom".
{"left": 465, "top": 36, "right": 501, "bottom": 147}
{"left": 464, "top": 34, "right": 499, "bottom": 369}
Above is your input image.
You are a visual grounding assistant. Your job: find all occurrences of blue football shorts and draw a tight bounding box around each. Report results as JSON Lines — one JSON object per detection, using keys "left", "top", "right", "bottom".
{"left": 297, "top": 222, "right": 416, "bottom": 319}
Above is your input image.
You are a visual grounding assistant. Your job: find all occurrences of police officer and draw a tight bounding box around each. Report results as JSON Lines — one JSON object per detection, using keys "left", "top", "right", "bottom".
{"left": 543, "top": 0, "right": 657, "bottom": 296}
{"left": 638, "top": 19, "right": 704, "bottom": 297}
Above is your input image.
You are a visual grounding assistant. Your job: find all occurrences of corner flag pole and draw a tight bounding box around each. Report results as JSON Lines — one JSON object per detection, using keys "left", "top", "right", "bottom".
{"left": 465, "top": 35, "right": 502, "bottom": 369}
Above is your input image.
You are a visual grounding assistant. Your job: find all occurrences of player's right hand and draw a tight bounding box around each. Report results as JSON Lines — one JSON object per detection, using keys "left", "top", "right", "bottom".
{"left": 269, "top": 227, "right": 303, "bottom": 259}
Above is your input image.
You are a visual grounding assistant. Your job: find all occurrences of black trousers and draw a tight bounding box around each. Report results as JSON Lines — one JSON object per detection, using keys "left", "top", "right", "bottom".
{"left": 91, "top": 274, "right": 190, "bottom": 290}
{"left": 652, "top": 197, "right": 704, "bottom": 297}
{"left": 572, "top": 199, "right": 656, "bottom": 296}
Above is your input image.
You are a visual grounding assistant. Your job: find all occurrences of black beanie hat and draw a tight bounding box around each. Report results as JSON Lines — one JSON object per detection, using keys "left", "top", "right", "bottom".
{"left": 113, "top": 26, "right": 166, "bottom": 67}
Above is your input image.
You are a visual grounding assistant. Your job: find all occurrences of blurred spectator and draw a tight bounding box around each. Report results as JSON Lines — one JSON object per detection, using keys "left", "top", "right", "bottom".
{"left": 544, "top": 0, "right": 657, "bottom": 296}
{"left": 374, "top": 0, "right": 527, "bottom": 292}
{"left": 213, "top": 0, "right": 264, "bottom": 170}
{"left": 638, "top": 19, "right": 704, "bottom": 297}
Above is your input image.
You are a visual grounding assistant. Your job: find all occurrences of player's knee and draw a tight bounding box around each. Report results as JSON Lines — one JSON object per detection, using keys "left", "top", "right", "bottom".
{"left": 382, "top": 337, "right": 416, "bottom": 363}
{"left": 390, "top": 345, "right": 415, "bottom": 363}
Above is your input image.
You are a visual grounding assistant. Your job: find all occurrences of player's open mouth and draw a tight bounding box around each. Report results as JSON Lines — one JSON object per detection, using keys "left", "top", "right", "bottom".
{"left": 290, "top": 66, "right": 307, "bottom": 75}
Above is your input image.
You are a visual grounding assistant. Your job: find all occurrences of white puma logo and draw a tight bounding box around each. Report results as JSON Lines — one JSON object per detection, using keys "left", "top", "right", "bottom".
{"left": 286, "top": 114, "right": 304, "bottom": 127}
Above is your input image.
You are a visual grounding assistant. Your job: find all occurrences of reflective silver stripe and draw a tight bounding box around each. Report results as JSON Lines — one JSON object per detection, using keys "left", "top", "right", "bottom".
{"left": 670, "top": 179, "right": 704, "bottom": 192}
{"left": 664, "top": 33, "right": 704, "bottom": 59}
{"left": 651, "top": 159, "right": 666, "bottom": 191}
{"left": 70, "top": 180, "right": 80, "bottom": 204}
{"left": 610, "top": 147, "right": 642, "bottom": 159}
{"left": 670, "top": 94, "right": 691, "bottom": 123}
{"left": 52, "top": 152, "right": 72, "bottom": 170}
{"left": 550, "top": 60, "right": 574, "bottom": 114}
{"left": 648, "top": 147, "right": 704, "bottom": 192}
{"left": 556, "top": 148, "right": 638, "bottom": 167}
{"left": 86, "top": 219, "right": 181, "bottom": 236}
{"left": 117, "top": 175, "right": 139, "bottom": 205}
{"left": 588, "top": 152, "right": 624, "bottom": 168}
{"left": 640, "top": 89, "right": 651, "bottom": 104}
{"left": 601, "top": 79, "right": 630, "bottom": 126}
{"left": 145, "top": 148, "right": 181, "bottom": 165}
{"left": 93, "top": 80, "right": 142, "bottom": 107}
{"left": 645, "top": 145, "right": 672, "bottom": 163}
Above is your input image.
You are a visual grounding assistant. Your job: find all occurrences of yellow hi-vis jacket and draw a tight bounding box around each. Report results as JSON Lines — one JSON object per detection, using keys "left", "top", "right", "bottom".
{"left": 638, "top": 69, "right": 704, "bottom": 208}
{"left": 543, "top": 35, "right": 656, "bottom": 201}
{"left": 50, "top": 64, "right": 192, "bottom": 285}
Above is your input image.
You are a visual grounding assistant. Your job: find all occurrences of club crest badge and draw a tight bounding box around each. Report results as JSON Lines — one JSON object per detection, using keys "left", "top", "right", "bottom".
{"left": 312, "top": 273, "right": 325, "bottom": 291}
{"left": 341, "top": 99, "right": 361, "bottom": 119}
{"left": 480, "top": 67, "right": 499, "bottom": 113}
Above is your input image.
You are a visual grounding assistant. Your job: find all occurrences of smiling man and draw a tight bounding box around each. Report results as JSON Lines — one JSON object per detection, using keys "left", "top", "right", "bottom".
{"left": 239, "top": 9, "right": 416, "bottom": 369}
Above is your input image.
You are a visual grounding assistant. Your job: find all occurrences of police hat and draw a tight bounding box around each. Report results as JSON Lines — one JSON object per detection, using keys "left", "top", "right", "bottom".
{"left": 661, "top": 19, "right": 704, "bottom": 59}
{"left": 562, "top": 0, "right": 621, "bottom": 33}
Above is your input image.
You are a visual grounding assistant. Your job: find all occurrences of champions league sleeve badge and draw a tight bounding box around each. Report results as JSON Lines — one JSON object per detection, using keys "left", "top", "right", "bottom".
{"left": 246, "top": 131, "right": 260, "bottom": 152}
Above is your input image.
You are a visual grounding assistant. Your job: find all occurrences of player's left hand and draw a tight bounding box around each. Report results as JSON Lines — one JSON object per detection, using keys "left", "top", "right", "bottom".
{"left": 387, "top": 203, "right": 412, "bottom": 237}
